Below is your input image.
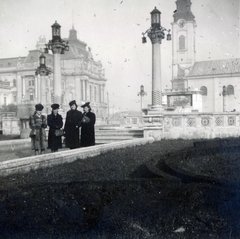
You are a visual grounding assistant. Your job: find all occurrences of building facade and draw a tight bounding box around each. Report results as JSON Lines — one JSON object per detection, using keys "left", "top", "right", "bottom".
{"left": 168, "top": 0, "right": 240, "bottom": 113}
{"left": 0, "top": 27, "right": 108, "bottom": 134}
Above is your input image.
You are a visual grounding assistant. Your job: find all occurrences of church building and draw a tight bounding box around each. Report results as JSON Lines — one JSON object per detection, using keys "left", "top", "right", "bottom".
{"left": 165, "top": 0, "right": 240, "bottom": 113}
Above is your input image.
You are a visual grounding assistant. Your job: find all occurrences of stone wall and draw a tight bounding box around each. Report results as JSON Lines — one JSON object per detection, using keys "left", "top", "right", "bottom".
{"left": 143, "top": 112, "right": 240, "bottom": 140}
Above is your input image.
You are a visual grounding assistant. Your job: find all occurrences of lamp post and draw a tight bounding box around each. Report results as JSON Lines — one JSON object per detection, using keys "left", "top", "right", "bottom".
{"left": 142, "top": 7, "right": 171, "bottom": 111}
{"left": 137, "top": 85, "right": 147, "bottom": 111}
{"left": 35, "top": 54, "right": 52, "bottom": 107}
{"left": 44, "top": 21, "right": 69, "bottom": 105}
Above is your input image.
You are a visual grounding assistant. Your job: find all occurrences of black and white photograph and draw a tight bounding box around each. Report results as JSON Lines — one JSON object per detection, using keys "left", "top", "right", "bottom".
{"left": 0, "top": 0, "right": 239, "bottom": 238}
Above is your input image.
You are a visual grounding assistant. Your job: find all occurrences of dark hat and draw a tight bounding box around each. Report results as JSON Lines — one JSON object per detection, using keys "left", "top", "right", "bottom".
{"left": 81, "top": 102, "right": 90, "bottom": 108}
{"left": 51, "top": 103, "right": 59, "bottom": 110}
{"left": 35, "top": 103, "right": 44, "bottom": 111}
{"left": 69, "top": 100, "right": 77, "bottom": 107}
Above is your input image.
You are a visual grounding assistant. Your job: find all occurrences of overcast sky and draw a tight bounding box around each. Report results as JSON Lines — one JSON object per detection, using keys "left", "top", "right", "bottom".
{"left": 0, "top": 0, "right": 239, "bottom": 112}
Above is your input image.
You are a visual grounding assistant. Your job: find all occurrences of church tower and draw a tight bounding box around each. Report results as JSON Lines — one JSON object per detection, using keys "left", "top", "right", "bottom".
{"left": 171, "top": 0, "right": 196, "bottom": 90}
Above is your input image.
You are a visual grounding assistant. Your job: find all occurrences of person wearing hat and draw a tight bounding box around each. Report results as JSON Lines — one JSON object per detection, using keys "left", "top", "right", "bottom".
{"left": 29, "top": 103, "right": 47, "bottom": 155}
{"left": 47, "top": 103, "right": 63, "bottom": 153}
{"left": 63, "top": 100, "right": 83, "bottom": 149}
{"left": 80, "top": 101, "right": 96, "bottom": 147}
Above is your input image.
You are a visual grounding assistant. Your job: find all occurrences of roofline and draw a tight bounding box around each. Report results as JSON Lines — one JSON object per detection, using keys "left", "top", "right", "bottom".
{"left": 187, "top": 72, "right": 240, "bottom": 79}
{"left": 0, "top": 56, "right": 26, "bottom": 61}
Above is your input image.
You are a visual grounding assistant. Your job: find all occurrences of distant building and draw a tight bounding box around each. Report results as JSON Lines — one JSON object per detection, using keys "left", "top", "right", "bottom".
{"left": 0, "top": 27, "right": 108, "bottom": 134}
{"left": 166, "top": 0, "right": 240, "bottom": 112}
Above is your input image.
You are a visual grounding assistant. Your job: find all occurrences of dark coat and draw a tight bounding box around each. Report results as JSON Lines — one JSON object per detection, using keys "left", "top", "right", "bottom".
{"left": 81, "top": 111, "right": 96, "bottom": 147}
{"left": 64, "top": 109, "right": 83, "bottom": 149}
{"left": 47, "top": 113, "right": 63, "bottom": 151}
{"left": 29, "top": 112, "right": 47, "bottom": 151}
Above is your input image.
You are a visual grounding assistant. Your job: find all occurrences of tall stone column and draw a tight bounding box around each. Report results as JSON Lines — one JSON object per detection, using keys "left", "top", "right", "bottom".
{"left": 53, "top": 51, "right": 62, "bottom": 104}
{"left": 141, "top": 6, "right": 171, "bottom": 139}
{"left": 75, "top": 76, "right": 81, "bottom": 104}
{"left": 44, "top": 21, "right": 69, "bottom": 106}
{"left": 151, "top": 41, "right": 162, "bottom": 109}
{"left": 16, "top": 74, "right": 22, "bottom": 104}
{"left": 40, "top": 75, "right": 47, "bottom": 106}
{"left": 85, "top": 80, "right": 88, "bottom": 101}
{"left": 34, "top": 76, "right": 39, "bottom": 102}
{"left": 81, "top": 79, "right": 85, "bottom": 100}
{"left": 37, "top": 75, "right": 41, "bottom": 102}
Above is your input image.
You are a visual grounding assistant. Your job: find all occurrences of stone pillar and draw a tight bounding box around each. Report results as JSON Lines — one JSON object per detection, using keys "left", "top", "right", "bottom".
{"left": 34, "top": 76, "right": 37, "bottom": 101}
{"left": 22, "top": 77, "right": 25, "bottom": 98}
{"left": 148, "top": 30, "right": 164, "bottom": 111}
{"left": 37, "top": 75, "right": 41, "bottom": 102}
{"left": 152, "top": 43, "right": 162, "bottom": 109}
{"left": 53, "top": 52, "right": 62, "bottom": 104}
{"left": 75, "top": 76, "right": 81, "bottom": 104}
{"left": 40, "top": 75, "right": 47, "bottom": 106}
{"left": 85, "top": 80, "right": 88, "bottom": 101}
{"left": 82, "top": 79, "right": 85, "bottom": 100}
{"left": 16, "top": 74, "right": 22, "bottom": 104}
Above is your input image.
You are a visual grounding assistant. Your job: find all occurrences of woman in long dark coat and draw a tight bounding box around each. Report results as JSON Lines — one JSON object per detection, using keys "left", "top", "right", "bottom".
{"left": 80, "top": 102, "right": 96, "bottom": 147}
{"left": 47, "top": 104, "right": 63, "bottom": 153}
{"left": 64, "top": 100, "right": 83, "bottom": 149}
{"left": 29, "top": 103, "right": 47, "bottom": 155}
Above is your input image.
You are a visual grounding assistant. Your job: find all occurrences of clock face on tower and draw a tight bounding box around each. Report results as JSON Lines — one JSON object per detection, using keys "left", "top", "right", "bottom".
{"left": 177, "top": 19, "right": 185, "bottom": 28}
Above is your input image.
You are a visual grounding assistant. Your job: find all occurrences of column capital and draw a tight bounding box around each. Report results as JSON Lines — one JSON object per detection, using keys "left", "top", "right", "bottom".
{"left": 148, "top": 29, "right": 165, "bottom": 44}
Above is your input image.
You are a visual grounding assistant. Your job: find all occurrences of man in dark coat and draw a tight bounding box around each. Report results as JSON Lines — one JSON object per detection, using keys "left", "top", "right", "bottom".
{"left": 80, "top": 102, "right": 96, "bottom": 147}
{"left": 64, "top": 100, "right": 83, "bottom": 149}
{"left": 47, "top": 104, "right": 63, "bottom": 152}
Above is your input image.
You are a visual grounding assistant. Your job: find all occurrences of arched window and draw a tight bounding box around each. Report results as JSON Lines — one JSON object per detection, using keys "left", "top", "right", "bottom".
{"left": 227, "top": 85, "right": 234, "bottom": 95}
{"left": 200, "top": 86, "right": 207, "bottom": 96}
{"left": 179, "top": 35, "right": 185, "bottom": 50}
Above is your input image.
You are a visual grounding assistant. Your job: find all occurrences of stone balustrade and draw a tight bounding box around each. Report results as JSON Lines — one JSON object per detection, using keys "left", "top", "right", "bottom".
{"left": 143, "top": 112, "right": 240, "bottom": 140}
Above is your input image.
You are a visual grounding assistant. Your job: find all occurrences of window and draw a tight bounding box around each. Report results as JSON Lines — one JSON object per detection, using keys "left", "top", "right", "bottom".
{"left": 227, "top": 85, "right": 234, "bottom": 95}
{"left": 200, "top": 86, "right": 207, "bottom": 96}
{"left": 30, "top": 94, "right": 34, "bottom": 101}
{"left": 29, "top": 89, "right": 34, "bottom": 101}
{"left": 179, "top": 35, "right": 185, "bottom": 50}
{"left": 13, "top": 79, "right": 16, "bottom": 87}
{"left": 29, "top": 78, "right": 34, "bottom": 86}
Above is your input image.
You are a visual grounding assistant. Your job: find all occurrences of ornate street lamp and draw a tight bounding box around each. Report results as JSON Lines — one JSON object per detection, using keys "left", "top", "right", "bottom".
{"left": 44, "top": 21, "right": 69, "bottom": 105}
{"left": 35, "top": 54, "right": 52, "bottom": 76}
{"left": 35, "top": 54, "right": 52, "bottom": 107}
{"left": 142, "top": 7, "right": 171, "bottom": 111}
{"left": 137, "top": 85, "right": 147, "bottom": 110}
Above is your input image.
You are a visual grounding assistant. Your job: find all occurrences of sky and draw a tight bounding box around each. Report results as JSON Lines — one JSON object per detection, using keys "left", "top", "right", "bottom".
{"left": 0, "top": 0, "right": 239, "bottom": 113}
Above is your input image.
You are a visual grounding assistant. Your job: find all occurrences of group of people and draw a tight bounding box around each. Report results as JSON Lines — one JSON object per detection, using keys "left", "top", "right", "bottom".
{"left": 29, "top": 100, "right": 96, "bottom": 155}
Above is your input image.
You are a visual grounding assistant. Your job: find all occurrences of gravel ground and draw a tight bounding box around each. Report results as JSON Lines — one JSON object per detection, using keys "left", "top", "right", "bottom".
{"left": 0, "top": 138, "right": 239, "bottom": 238}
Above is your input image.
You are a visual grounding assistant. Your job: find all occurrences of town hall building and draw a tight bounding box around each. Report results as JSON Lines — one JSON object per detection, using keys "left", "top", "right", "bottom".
{"left": 0, "top": 26, "right": 107, "bottom": 134}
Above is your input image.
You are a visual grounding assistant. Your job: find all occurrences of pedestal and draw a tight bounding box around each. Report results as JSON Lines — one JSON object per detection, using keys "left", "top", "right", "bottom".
{"left": 143, "top": 110, "right": 163, "bottom": 140}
